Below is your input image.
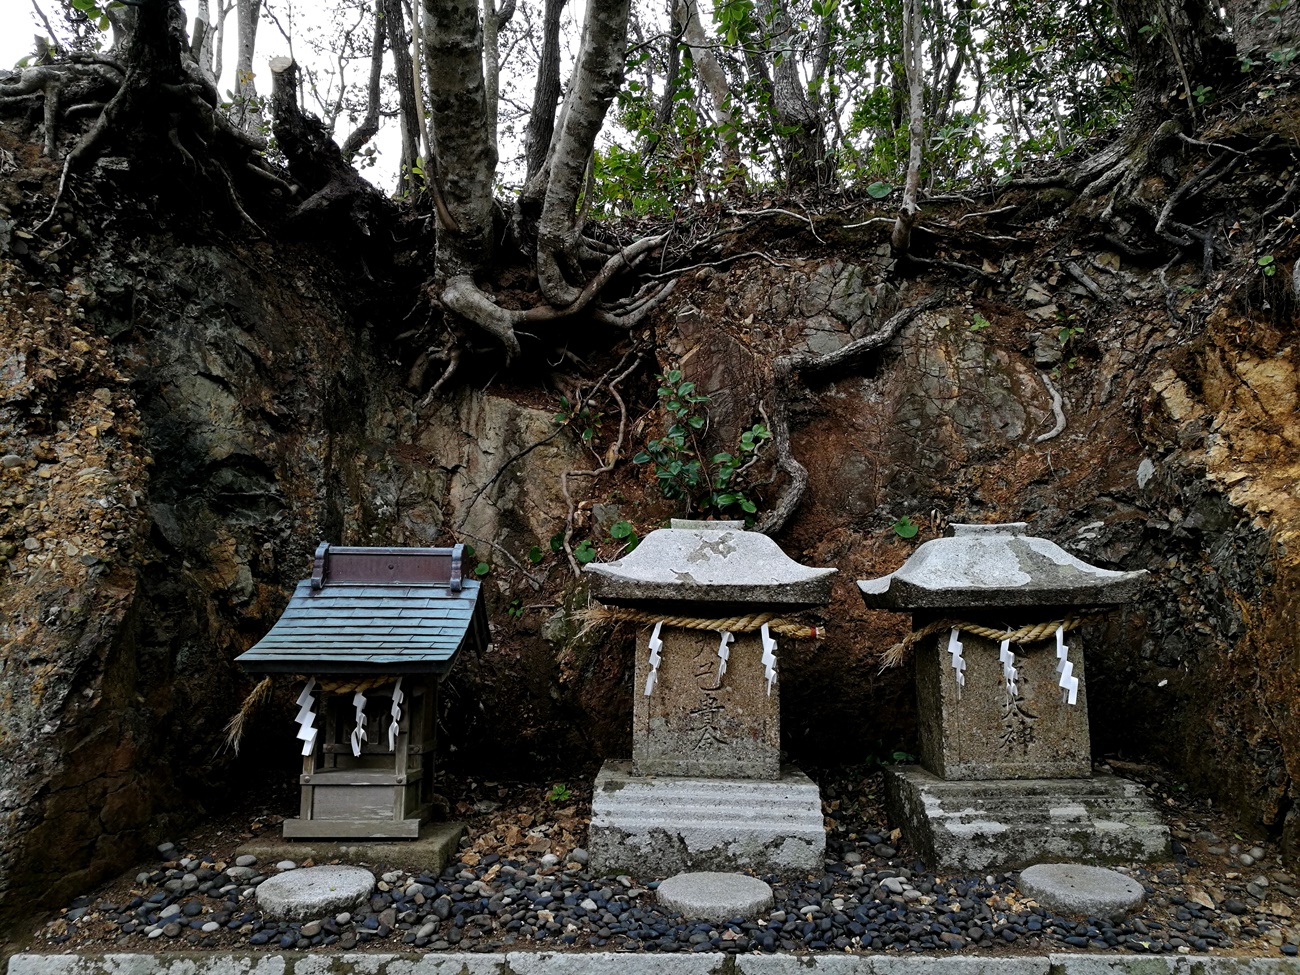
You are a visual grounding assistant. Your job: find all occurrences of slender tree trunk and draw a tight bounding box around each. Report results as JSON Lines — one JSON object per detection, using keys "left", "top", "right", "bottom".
{"left": 763, "top": 0, "right": 823, "bottom": 187}
{"left": 535, "top": 0, "right": 632, "bottom": 306}
{"left": 641, "top": 5, "right": 683, "bottom": 160}
{"left": 211, "top": 0, "right": 233, "bottom": 85}
{"left": 482, "top": 0, "right": 518, "bottom": 155}
{"left": 341, "top": 8, "right": 386, "bottom": 159}
{"left": 523, "top": 0, "right": 566, "bottom": 182}
{"left": 382, "top": 0, "right": 421, "bottom": 194}
{"left": 891, "top": 0, "right": 924, "bottom": 253}
{"left": 677, "top": 0, "right": 741, "bottom": 177}
{"left": 235, "top": 0, "right": 261, "bottom": 132}
{"left": 194, "top": 0, "right": 216, "bottom": 81}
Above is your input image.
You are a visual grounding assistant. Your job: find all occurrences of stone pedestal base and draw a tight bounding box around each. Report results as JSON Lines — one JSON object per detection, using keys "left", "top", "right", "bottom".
{"left": 589, "top": 760, "right": 824, "bottom": 877}
{"left": 885, "top": 765, "right": 1169, "bottom": 872}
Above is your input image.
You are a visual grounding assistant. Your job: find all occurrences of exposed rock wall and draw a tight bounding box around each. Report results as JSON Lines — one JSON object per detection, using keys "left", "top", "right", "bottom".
{"left": 1, "top": 132, "right": 1297, "bottom": 935}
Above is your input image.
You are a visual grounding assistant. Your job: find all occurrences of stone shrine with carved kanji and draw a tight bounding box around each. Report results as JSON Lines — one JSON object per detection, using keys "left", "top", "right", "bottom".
{"left": 858, "top": 522, "right": 1169, "bottom": 870}
{"left": 584, "top": 520, "right": 835, "bottom": 876}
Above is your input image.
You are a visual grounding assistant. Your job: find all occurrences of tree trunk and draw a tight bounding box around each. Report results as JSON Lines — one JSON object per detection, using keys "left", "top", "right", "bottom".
{"left": 677, "top": 0, "right": 741, "bottom": 177}
{"left": 382, "top": 0, "right": 422, "bottom": 194}
{"left": 523, "top": 0, "right": 567, "bottom": 182}
{"left": 1112, "top": 0, "right": 1233, "bottom": 111}
{"left": 891, "top": 0, "right": 924, "bottom": 253}
{"left": 641, "top": 5, "right": 683, "bottom": 160}
{"left": 235, "top": 0, "right": 261, "bottom": 132}
{"left": 341, "top": 8, "right": 386, "bottom": 160}
{"left": 482, "top": 0, "right": 518, "bottom": 156}
{"left": 534, "top": 0, "right": 632, "bottom": 306}
{"left": 424, "top": 0, "right": 497, "bottom": 277}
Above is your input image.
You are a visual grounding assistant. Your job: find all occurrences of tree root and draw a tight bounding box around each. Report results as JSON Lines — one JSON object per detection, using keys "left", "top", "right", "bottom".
{"left": 1034, "top": 372, "right": 1066, "bottom": 443}
{"left": 756, "top": 291, "right": 948, "bottom": 535}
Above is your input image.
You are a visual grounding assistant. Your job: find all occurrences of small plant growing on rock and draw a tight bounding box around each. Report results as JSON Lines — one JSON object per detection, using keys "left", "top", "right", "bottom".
{"left": 547, "top": 783, "right": 572, "bottom": 803}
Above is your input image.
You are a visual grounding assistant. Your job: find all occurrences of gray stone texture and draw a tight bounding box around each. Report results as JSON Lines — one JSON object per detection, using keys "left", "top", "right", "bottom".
{"left": 885, "top": 766, "right": 1169, "bottom": 871}
{"left": 236, "top": 821, "right": 464, "bottom": 876}
{"left": 633, "top": 626, "right": 779, "bottom": 779}
{"left": 255, "top": 865, "right": 376, "bottom": 920}
{"left": 586, "top": 521, "right": 836, "bottom": 605}
{"left": 914, "top": 619, "right": 1091, "bottom": 780}
{"left": 1018, "top": 862, "right": 1146, "bottom": 919}
{"left": 10, "top": 954, "right": 1300, "bottom": 975}
{"left": 655, "top": 871, "right": 775, "bottom": 920}
{"left": 588, "top": 760, "right": 824, "bottom": 876}
{"left": 858, "top": 523, "right": 1147, "bottom": 610}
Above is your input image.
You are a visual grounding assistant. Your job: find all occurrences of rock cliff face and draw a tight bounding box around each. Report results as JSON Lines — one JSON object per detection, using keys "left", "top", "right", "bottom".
{"left": 1, "top": 119, "right": 1297, "bottom": 933}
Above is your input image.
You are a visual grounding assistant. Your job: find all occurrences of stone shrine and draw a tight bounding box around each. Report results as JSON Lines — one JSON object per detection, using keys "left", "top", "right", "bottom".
{"left": 585, "top": 520, "right": 835, "bottom": 876}
{"left": 859, "top": 522, "right": 1169, "bottom": 870}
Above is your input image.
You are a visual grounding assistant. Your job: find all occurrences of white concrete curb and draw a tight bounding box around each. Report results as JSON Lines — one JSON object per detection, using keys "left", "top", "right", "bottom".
{"left": 7, "top": 953, "right": 1300, "bottom": 975}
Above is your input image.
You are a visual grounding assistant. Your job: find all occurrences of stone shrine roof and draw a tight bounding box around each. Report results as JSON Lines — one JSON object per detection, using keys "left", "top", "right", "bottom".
{"left": 585, "top": 520, "right": 835, "bottom": 605}
{"left": 236, "top": 543, "right": 489, "bottom": 675}
{"left": 858, "top": 522, "right": 1146, "bottom": 610}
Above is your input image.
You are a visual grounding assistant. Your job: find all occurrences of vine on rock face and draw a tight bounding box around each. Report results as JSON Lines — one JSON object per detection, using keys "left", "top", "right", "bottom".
{"left": 633, "top": 368, "right": 771, "bottom": 518}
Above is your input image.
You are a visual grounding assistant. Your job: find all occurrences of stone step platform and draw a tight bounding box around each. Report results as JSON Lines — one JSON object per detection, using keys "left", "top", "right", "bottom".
{"left": 886, "top": 765, "right": 1170, "bottom": 872}
{"left": 9, "top": 952, "right": 1300, "bottom": 975}
{"left": 588, "top": 760, "right": 824, "bottom": 877}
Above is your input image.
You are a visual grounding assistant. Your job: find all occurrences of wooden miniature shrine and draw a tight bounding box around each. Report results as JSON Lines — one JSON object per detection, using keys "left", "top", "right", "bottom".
{"left": 236, "top": 542, "right": 489, "bottom": 840}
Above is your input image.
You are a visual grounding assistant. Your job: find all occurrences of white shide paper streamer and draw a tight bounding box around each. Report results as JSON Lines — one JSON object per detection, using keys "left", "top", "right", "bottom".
{"left": 294, "top": 678, "right": 318, "bottom": 757}
{"left": 760, "top": 623, "right": 778, "bottom": 696}
{"left": 1055, "top": 625, "right": 1079, "bottom": 705}
{"left": 388, "top": 677, "right": 404, "bottom": 752}
{"left": 715, "top": 630, "right": 734, "bottom": 682}
{"left": 999, "top": 638, "right": 1019, "bottom": 697}
{"left": 947, "top": 628, "right": 966, "bottom": 698}
{"left": 350, "top": 690, "right": 369, "bottom": 757}
{"left": 644, "top": 621, "right": 664, "bottom": 696}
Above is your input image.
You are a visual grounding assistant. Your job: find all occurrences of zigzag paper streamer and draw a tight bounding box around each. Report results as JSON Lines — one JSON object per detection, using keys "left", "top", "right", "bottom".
{"left": 1056, "top": 626, "right": 1079, "bottom": 705}
{"left": 947, "top": 628, "right": 966, "bottom": 698}
{"left": 644, "top": 621, "right": 664, "bottom": 696}
{"left": 715, "top": 630, "right": 735, "bottom": 682}
{"left": 388, "top": 677, "right": 404, "bottom": 752}
{"left": 350, "top": 690, "right": 369, "bottom": 757}
{"left": 999, "top": 638, "right": 1018, "bottom": 697}
{"left": 294, "top": 678, "right": 317, "bottom": 757}
{"left": 760, "top": 623, "right": 778, "bottom": 696}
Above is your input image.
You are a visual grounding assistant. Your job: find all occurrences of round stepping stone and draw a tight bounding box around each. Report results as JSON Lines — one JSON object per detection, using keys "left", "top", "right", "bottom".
{"left": 256, "top": 865, "right": 376, "bottom": 921}
{"left": 656, "top": 871, "right": 774, "bottom": 921}
{"left": 1019, "top": 863, "right": 1145, "bottom": 919}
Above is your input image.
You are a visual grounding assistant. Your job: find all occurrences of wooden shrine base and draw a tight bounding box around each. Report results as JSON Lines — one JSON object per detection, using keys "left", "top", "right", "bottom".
{"left": 235, "top": 819, "right": 465, "bottom": 875}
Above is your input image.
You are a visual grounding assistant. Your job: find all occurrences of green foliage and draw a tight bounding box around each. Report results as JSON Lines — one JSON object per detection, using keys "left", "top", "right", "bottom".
{"left": 574, "top": 540, "right": 597, "bottom": 564}
{"left": 633, "top": 369, "right": 770, "bottom": 517}
{"left": 527, "top": 545, "right": 544, "bottom": 564}
{"left": 474, "top": 561, "right": 491, "bottom": 577}
{"left": 549, "top": 532, "right": 565, "bottom": 553}
{"left": 892, "top": 515, "right": 919, "bottom": 539}
{"left": 1258, "top": 254, "right": 1277, "bottom": 276}
{"left": 609, "top": 520, "right": 639, "bottom": 551}
{"left": 554, "top": 396, "right": 602, "bottom": 443}
{"left": 507, "top": 599, "right": 524, "bottom": 619}
{"left": 969, "top": 312, "right": 991, "bottom": 331}
{"left": 546, "top": 783, "right": 572, "bottom": 803}
{"left": 865, "top": 181, "right": 893, "bottom": 199}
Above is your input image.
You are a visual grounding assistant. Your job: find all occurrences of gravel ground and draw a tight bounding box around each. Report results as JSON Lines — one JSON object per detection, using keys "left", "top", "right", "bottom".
{"left": 22, "top": 766, "right": 1300, "bottom": 959}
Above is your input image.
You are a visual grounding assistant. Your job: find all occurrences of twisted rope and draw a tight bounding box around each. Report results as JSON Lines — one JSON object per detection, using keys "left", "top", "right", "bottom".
{"left": 577, "top": 605, "right": 824, "bottom": 639}
{"left": 222, "top": 674, "right": 400, "bottom": 754}
{"left": 880, "top": 613, "right": 1099, "bottom": 670}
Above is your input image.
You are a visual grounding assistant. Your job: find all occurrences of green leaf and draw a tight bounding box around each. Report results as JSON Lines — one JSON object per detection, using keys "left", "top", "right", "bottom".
{"left": 463, "top": 544, "right": 476, "bottom": 559}
{"left": 892, "top": 515, "right": 919, "bottom": 539}
{"left": 633, "top": 451, "right": 652, "bottom": 464}
{"left": 528, "top": 545, "right": 544, "bottom": 564}
{"left": 574, "top": 540, "right": 597, "bottom": 564}
{"left": 610, "top": 520, "right": 635, "bottom": 539}
{"left": 1257, "top": 255, "right": 1275, "bottom": 267}
{"left": 969, "top": 312, "right": 991, "bottom": 331}
{"left": 866, "top": 181, "right": 893, "bottom": 199}
{"left": 549, "top": 532, "right": 564, "bottom": 552}
{"left": 740, "top": 499, "right": 757, "bottom": 513}
{"left": 688, "top": 416, "right": 705, "bottom": 429}
{"left": 474, "top": 562, "right": 491, "bottom": 577}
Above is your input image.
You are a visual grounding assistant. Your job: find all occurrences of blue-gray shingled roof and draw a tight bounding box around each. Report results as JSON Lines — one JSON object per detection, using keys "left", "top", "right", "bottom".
{"left": 235, "top": 578, "right": 488, "bottom": 675}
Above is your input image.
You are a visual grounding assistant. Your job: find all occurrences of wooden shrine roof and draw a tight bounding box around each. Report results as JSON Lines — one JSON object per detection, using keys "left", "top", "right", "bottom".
{"left": 236, "top": 543, "right": 489, "bottom": 675}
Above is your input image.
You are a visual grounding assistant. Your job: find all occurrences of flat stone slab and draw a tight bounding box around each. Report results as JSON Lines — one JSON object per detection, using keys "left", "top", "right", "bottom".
{"left": 657, "top": 871, "right": 774, "bottom": 921}
{"left": 1019, "top": 863, "right": 1146, "bottom": 919}
{"left": 885, "top": 766, "right": 1169, "bottom": 871}
{"left": 585, "top": 519, "right": 835, "bottom": 605}
{"left": 236, "top": 820, "right": 464, "bottom": 876}
{"left": 256, "top": 865, "right": 375, "bottom": 920}
{"left": 858, "top": 522, "right": 1146, "bottom": 609}
{"left": 11, "top": 953, "right": 1300, "bottom": 975}
{"left": 589, "top": 760, "right": 824, "bottom": 876}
